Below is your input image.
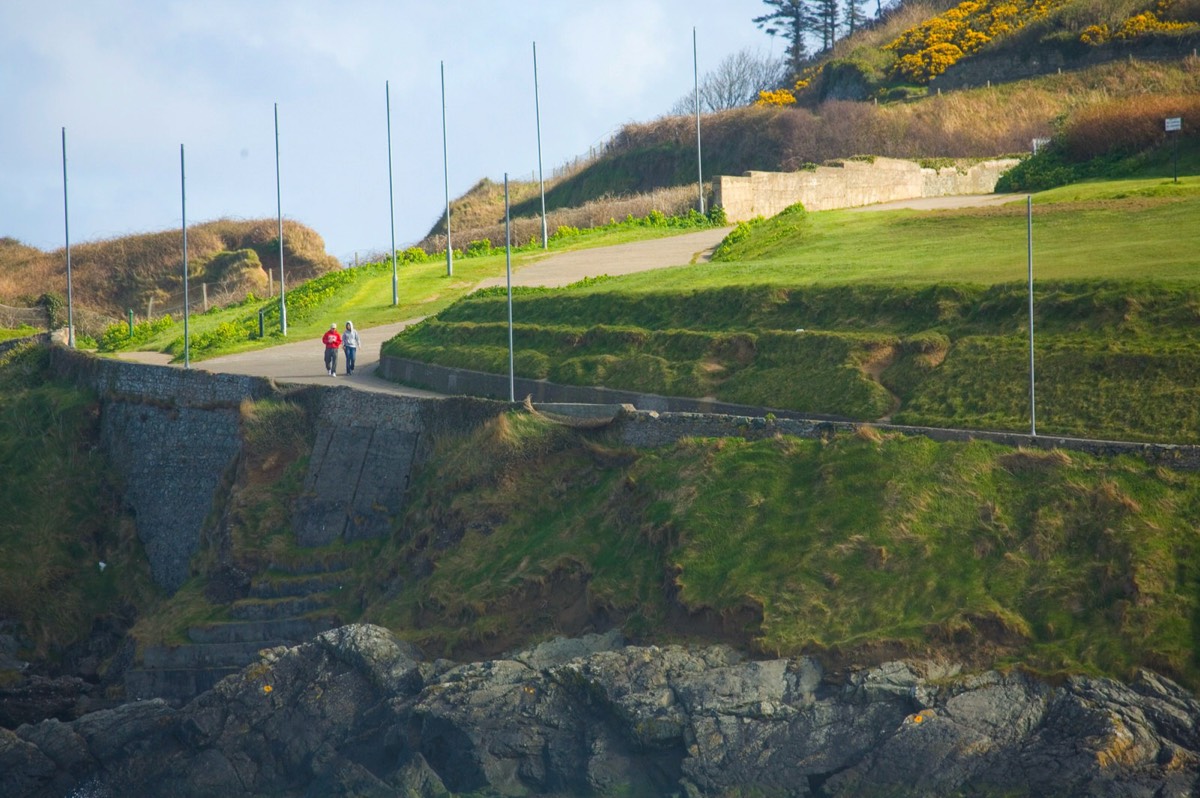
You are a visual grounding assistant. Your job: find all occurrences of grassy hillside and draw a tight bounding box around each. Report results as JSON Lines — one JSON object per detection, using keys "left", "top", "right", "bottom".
{"left": 354, "top": 409, "right": 1200, "bottom": 689}
{"left": 385, "top": 175, "right": 1200, "bottom": 442}
{"left": 499, "top": 58, "right": 1199, "bottom": 222}
{"left": 815, "top": 0, "right": 1200, "bottom": 94}
{"left": 0, "top": 344, "right": 157, "bottom": 661}
{"left": 0, "top": 219, "right": 341, "bottom": 329}
{"left": 109, "top": 389, "right": 1200, "bottom": 691}
{"left": 2, "top": 336, "right": 1196, "bottom": 692}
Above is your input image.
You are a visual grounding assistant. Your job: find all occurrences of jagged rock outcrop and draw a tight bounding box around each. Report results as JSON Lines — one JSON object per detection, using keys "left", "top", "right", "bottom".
{"left": 3, "top": 624, "right": 1197, "bottom": 797}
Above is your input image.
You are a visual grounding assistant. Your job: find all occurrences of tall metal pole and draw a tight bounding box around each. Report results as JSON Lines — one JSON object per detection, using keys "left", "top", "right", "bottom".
{"left": 61, "top": 127, "right": 75, "bottom": 347}
{"left": 533, "top": 42, "right": 548, "bottom": 249}
{"left": 1027, "top": 195, "right": 1036, "bottom": 436}
{"left": 441, "top": 61, "right": 453, "bottom": 277}
{"left": 386, "top": 80, "right": 399, "bottom": 305}
{"left": 505, "top": 173, "right": 515, "bottom": 402}
{"left": 693, "top": 27, "right": 704, "bottom": 215}
{"left": 181, "top": 144, "right": 190, "bottom": 368}
{"left": 275, "top": 102, "right": 287, "bottom": 335}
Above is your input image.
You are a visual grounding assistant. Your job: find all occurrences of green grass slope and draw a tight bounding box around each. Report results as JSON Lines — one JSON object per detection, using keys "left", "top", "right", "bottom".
{"left": 385, "top": 175, "right": 1200, "bottom": 442}
{"left": 360, "top": 410, "right": 1200, "bottom": 689}
{"left": 5, "top": 345, "right": 1199, "bottom": 694}
{"left": 0, "top": 344, "right": 156, "bottom": 661}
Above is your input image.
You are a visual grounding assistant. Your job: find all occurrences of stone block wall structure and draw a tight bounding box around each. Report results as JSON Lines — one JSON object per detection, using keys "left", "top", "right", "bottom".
{"left": 381, "top": 353, "right": 1200, "bottom": 471}
{"left": 48, "top": 348, "right": 276, "bottom": 592}
{"left": 42, "top": 344, "right": 1200, "bottom": 597}
{"left": 46, "top": 347, "right": 515, "bottom": 591}
{"left": 712, "top": 157, "right": 1020, "bottom": 223}
{"left": 290, "top": 387, "right": 512, "bottom": 547}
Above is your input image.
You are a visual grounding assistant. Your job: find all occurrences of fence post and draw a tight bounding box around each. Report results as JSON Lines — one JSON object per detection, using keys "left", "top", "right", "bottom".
{"left": 258, "top": 309, "right": 265, "bottom": 338}
{"left": 128, "top": 309, "right": 133, "bottom": 339}
{"left": 202, "top": 283, "right": 208, "bottom": 312}
{"left": 147, "top": 297, "right": 154, "bottom": 319}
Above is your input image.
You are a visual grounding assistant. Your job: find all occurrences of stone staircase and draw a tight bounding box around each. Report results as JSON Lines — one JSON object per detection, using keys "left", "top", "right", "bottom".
{"left": 125, "top": 557, "right": 355, "bottom": 702}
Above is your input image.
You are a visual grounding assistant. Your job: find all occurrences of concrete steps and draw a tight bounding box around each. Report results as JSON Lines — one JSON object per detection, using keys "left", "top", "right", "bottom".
{"left": 125, "top": 553, "right": 355, "bottom": 702}
{"left": 229, "top": 594, "right": 335, "bottom": 621}
{"left": 249, "top": 571, "right": 348, "bottom": 599}
{"left": 187, "top": 615, "right": 342, "bottom": 645}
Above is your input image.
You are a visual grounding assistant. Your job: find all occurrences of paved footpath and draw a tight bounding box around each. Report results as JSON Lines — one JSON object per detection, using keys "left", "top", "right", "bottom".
{"left": 116, "top": 227, "right": 734, "bottom": 396}
{"left": 115, "top": 201, "right": 1011, "bottom": 396}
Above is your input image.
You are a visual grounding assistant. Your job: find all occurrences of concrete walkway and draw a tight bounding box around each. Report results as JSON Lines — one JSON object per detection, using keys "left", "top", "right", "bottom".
{"left": 115, "top": 199, "right": 1004, "bottom": 396}
{"left": 116, "top": 227, "right": 734, "bottom": 396}
{"left": 476, "top": 226, "right": 732, "bottom": 289}
{"left": 115, "top": 320, "right": 440, "bottom": 397}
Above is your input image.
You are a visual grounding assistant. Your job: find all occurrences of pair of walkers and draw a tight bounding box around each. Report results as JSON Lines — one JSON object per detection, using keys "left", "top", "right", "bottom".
{"left": 321, "top": 321, "right": 360, "bottom": 376}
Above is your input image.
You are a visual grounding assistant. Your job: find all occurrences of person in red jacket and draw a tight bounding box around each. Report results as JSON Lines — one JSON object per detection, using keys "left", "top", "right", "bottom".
{"left": 321, "top": 323, "right": 342, "bottom": 376}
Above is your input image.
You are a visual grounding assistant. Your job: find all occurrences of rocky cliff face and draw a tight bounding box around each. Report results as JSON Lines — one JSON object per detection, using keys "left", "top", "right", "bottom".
{"left": 3, "top": 624, "right": 1197, "bottom": 797}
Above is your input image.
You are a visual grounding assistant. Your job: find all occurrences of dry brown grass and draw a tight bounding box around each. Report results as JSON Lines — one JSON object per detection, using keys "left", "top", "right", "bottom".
{"left": 410, "top": 58, "right": 1200, "bottom": 254}
{"left": 1064, "top": 92, "right": 1200, "bottom": 158}
{"left": 0, "top": 218, "right": 339, "bottom": 321}
{"left": 418, "top": 184, "right": 703, "bottom": 253}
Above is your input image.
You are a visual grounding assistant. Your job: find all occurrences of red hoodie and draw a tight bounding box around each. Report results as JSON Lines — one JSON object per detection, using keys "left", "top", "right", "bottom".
{"left": 322, "top": 329, "right": 342, "bottom": 349}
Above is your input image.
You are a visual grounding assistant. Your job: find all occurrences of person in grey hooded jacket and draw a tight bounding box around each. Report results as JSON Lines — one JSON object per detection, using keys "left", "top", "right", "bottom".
{"left": 342, "top": 321, "right": 361, "bottom": 375}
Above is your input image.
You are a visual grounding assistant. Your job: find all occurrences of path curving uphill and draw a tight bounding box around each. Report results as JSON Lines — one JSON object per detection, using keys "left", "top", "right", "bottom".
{"left": 118, "top": 196, "right": 1017, "bottom": 394}
{"left": 117, "top": 226, "right": 734, "bottom": 394}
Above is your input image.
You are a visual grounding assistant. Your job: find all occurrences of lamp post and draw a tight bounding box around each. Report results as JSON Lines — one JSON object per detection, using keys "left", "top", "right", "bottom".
{"left": 1027, "top": 195, "right": 1036, "bottom": 436}
{"left": 61, "top": 128, "right": 75, "bottom": 347}
{"left": 505, "top": 173, "right": 515, "bottom": 402}
{"left": 693, "top": 27, "right": 704, "bottom": 215}
{"left": 275, "top": 102, "right": 287, "bottom": 335}
{"left": 386, "top": 80, "right": 398, "bottom": 305}
{"left": 181, "top": 143, "right": 190, "bottom": 368}
{"left": 441, "top": 61, "right": 453, "bottom": 277}
{"left": 533, "top": 42, "right": 548, "bottom": 249}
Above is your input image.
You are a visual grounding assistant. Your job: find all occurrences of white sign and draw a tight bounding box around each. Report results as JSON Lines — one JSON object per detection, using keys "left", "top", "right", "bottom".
{"left": 1166, "top": 117, "right": 1182, "bottom": 132}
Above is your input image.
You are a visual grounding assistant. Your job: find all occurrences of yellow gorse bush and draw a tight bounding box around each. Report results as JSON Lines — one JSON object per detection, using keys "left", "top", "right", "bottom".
{"left": 754, "top": 72, "right": 813, "bottom": 107}
{"left": 757, "top": 88, "right": 799, "bottom": 106}
{"left": 885, "top": 0, "right": 1066, "bottom": 83}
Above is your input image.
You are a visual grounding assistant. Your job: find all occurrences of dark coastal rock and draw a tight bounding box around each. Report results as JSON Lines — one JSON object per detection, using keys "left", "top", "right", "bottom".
{"left": 2, "top": 624, "right": 1197, "bottom": 797}
{"left": 0, "top": 675, "right": 95, "bottom": 729}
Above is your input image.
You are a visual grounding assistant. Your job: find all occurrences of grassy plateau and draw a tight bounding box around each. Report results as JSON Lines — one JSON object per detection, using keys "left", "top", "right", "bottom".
{"left": 385, "top": 168, "right": 1200, "bottom": 443}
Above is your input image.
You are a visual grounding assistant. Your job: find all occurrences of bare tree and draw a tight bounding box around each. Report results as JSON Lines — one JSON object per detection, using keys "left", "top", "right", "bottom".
{"left": 670, "top": 48, "right": 788, "bottom": 115}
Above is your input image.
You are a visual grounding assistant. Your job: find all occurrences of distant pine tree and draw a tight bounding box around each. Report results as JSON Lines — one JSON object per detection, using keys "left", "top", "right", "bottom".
{"left": 754, "top": 0, "right": 817, "bottom": 74}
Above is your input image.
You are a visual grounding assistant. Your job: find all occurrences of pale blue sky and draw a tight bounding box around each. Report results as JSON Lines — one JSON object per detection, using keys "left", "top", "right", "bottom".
{"left": 1, "top": 1, "right": 778, "bottom": 263}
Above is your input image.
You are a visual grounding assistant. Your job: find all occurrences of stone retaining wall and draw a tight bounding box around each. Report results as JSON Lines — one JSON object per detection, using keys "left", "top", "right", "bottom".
{"left": 378, "top": 355, "right": 839, "bottom": 421}
{"left": 615, "top": 410, "right": 1200, "bottom": 470}
{"left": 44, "top": 349, "right": 277, "bottom": 592}
{"left": 36, "top": 346, "right": 1200, "bottom": 590}
{"left": 0, "top": 333, "right": 51, "bottom": 356}
{"left": 712, "top": 157, "right": 1019, "bottom": 223}
{"left": 383, "top": 353, "right": 1200, "bottom": 470}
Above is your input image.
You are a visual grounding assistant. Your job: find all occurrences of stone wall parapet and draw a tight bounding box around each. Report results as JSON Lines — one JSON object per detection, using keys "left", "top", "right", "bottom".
{"left": 712, "top": 157, "right": 1020, "bottom": 223}
{"left": 47, "top": 346, "right": 275, "bottom": 407}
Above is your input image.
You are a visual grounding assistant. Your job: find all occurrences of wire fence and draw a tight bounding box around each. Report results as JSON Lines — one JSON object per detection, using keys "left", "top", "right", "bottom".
{"left": 0, "top": 303, "right": 49, "bottom": 329}
{"left": 0, "top": 302, "right": 118, "bottom": 337}
{"left": 140, "top": 279, "right": 258, "bottom": 322}
{"left": 75, "top": 307, "right": 120, "bottom": 335}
